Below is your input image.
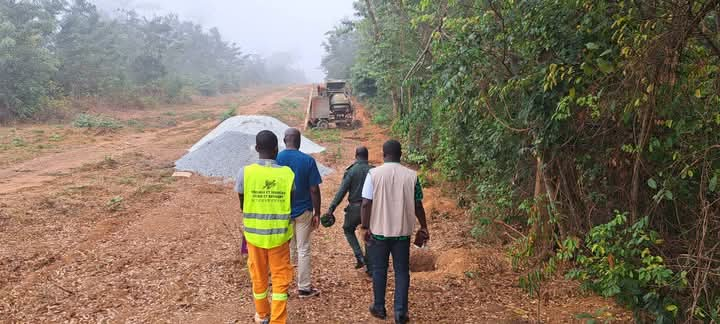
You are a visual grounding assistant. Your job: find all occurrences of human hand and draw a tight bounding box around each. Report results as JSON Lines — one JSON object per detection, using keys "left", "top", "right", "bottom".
{"left": 311, "top": 214, "right": 320, "bottom": 229}
{"left": 420, "top": 227, "right": 430, "bottom": 241}
{"left": 413, "top": 228, "right": 430, "bottom": 247}
{"left": 360, "top": 227, "right": 372, "bottom": 243}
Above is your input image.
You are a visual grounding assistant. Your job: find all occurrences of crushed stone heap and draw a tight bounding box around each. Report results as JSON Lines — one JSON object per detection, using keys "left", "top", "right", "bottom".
{"left": 176, "top": 116, "right": 333, "bottom": 179}
{"left": 189, "top": 115, "right": 325, "bottom": 153}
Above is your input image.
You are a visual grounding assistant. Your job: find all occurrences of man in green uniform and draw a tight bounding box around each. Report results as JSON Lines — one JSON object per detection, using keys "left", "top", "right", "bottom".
{"left": 326, "top": 146, "right": 372, "bottom": 273}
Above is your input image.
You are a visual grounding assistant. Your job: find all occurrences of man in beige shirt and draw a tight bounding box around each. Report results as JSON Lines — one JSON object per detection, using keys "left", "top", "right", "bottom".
{"left": 360, "top": 140, "right": 429, "bottom": 324}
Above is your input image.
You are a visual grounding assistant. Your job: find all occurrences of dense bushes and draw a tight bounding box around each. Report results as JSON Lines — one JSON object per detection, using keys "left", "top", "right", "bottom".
{"left": 568, "top": 213, "right": 686, "bottom": 322}
{"left": 323, "top": 0, "right": 720, "bottom": 321}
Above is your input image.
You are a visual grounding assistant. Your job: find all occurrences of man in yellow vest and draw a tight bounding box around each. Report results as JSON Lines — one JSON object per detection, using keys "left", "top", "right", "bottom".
{"left": 235, "top": 130, "right": 295, "bottom": 324}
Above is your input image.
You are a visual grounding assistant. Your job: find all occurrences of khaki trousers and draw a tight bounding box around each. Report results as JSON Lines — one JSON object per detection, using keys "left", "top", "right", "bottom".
{"left": 290, "top": 211, "right": 314, "bottom": 290}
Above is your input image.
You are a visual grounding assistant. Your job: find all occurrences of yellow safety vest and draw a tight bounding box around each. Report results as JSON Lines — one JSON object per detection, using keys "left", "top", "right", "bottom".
{"left": 243, "top": 163, "right": 295, "bottom": 249}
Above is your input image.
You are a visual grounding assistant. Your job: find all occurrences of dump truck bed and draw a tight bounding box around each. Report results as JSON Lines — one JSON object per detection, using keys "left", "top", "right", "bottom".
{"left": 310, "top": 96, "right": 331, "bottom": 119}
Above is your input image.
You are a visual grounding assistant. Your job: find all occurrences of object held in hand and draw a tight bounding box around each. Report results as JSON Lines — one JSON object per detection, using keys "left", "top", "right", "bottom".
{"left": 241, "top": 235, "right": 248, "bottom": 255}
{"left": 413, "top": 228, "right": 429, "bottom": 247}
{"left": 320, "top": 213, "right": 336, "bottom": 227}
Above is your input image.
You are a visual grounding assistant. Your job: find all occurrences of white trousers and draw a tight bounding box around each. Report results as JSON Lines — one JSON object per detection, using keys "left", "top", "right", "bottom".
{"left": 290, "top": 211, "right": 313, "bottom": 290}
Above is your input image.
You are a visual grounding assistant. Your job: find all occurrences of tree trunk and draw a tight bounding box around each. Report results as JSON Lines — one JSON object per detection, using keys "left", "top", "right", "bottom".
{"left": 531, "top": 156, "right": 552, "bottom": 256}
{"left": 391, "top": 88, "right": 400, "bottom": 117}
{"left": 630, "top": 93, "right": 655, "bottom": 221}
{"left": 363, "top": 0, "right": 381, "bottom": 42}
{"left": 408, "top": 85, "right": 413, "bottom": 113}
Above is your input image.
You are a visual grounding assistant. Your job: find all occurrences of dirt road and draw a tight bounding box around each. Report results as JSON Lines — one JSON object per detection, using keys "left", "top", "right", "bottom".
{"left": 0, "top": 86, "right": 628, "bottom": 323}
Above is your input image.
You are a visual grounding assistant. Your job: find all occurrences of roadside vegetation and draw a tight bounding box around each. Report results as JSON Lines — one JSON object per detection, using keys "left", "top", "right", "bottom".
{"left": 322, "top": 1, "right": 720, "bottom": 322}
{"left": 274, "top": 98, "right": 305, "bottom": 122}
{"left": 220, "top": 104, "right": 238, "bottom": 122}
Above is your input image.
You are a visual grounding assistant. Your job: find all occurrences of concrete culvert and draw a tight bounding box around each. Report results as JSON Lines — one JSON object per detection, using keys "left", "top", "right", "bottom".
{"left": 409, "top": 248, "right": 437, "bottom": 273}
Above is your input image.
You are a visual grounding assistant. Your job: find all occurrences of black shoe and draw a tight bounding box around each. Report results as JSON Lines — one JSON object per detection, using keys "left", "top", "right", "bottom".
{"left": 369, "top": 306, "right": 387, "bottom": 320}
{"left": 395, "top": 314, "right": 410, "bottom": 324}
{"left": 298, "top": 287, "right": 320, "bottom": 298}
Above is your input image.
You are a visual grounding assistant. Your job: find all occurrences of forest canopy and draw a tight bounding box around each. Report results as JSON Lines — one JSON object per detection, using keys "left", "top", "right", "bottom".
{"left": 0, "top": 0, "right": 305, "bottom": 121}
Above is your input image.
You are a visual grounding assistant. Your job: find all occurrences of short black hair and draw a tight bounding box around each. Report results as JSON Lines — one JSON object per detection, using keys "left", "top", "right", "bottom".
{"left": 256, "top": 130, "right": 278, "bottom": 152}
{"left": 355, "top": 146, "right": 369, "bottom": 160}
{"left": 382, "top": 140, "right": 402, "bottom": 160}
{"left": 284, "top": 128, "right": 301, "bottom": 149}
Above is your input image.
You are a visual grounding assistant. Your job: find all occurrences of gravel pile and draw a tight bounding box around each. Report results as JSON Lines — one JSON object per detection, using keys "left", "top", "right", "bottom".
{"left": 189, "top": 115, "right": 325, "bottom": 153}
{"left": 176, "top": 116, "right": 333, "bottom": 179}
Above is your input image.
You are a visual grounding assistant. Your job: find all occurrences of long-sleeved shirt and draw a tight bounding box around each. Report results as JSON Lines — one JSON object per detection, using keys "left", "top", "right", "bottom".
{"left": 328, "top": 160, "right": 372, "bottom": 213}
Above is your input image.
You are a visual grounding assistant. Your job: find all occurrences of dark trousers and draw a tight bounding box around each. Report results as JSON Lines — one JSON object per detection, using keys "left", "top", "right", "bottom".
{"left": 342, "top": 205, "right": 369, "bottom": 266}
{"left": 368, "top": 237, "right": 410, "bottom": 320}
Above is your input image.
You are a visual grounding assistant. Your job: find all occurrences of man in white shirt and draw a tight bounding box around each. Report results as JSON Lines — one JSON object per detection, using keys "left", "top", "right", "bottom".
{"left": 360, "top": 140, "right": 429, "bottom": 324}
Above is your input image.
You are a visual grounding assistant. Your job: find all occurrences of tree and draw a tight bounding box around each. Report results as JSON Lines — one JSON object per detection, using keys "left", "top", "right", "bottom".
{"left": 0, "top": 0, "right": 63, "bottom": 118}
{"left": 1, "top": 0, "right": 299, "bottom": 120}
{"left": 333, "top": 0, "right": 720, "bottom": 320}
{"left": 321, "top": 20, "right": 359, "bottom": 80}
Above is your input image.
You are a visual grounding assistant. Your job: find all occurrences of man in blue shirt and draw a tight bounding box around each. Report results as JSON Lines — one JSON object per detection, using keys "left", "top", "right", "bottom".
{"left": 276, "top": 128, "right": 322, "bottom": 298}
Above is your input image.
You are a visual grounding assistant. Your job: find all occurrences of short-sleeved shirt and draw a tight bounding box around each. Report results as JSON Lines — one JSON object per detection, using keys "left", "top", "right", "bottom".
{"left": 361, "top": 173, "right": 423, "bottom": 202}
{"left": 277, "top": 149, "right": 322, "bottom": 218}
{"left": 361, "top": 162, "right": 423, "bottom": 239}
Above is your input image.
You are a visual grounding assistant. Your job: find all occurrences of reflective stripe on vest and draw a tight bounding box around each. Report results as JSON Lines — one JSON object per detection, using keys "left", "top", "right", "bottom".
{"left": 245, "top": 227, "right": 290, "bottom": 235}
{"left": 243, "top": 163, "right": 295, "bottom": 249}
{"left": 244, "top": 213, "right": 291, "bottom": 221}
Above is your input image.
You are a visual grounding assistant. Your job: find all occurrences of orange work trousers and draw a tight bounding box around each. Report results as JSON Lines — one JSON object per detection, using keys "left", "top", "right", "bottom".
{"left": 247, "top": 240, "right": 293, "bottom": 324}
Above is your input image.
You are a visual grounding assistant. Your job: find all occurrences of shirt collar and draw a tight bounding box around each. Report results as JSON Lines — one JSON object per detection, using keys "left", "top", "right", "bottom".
{"left": 257, "top": 159, "right": 277, "bottom": 166}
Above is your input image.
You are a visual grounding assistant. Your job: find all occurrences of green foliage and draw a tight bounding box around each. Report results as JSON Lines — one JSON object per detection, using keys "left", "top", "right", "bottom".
{"left": 575, "top": 307, "right": 616, "bottom": 324}
{"left": 274, "top": 98, "right": 304, "bottom": 121}
{"left": 0, "top": 0, "right": 62, "bottom": 118}
{"left": 371, "top": 106, "right": 391, "bottom": 125}
{"left": 402, "top": 147, "right": 429, "bottom": 166}
{"left": 331, "top": 0, "right": 720, "bottom": 318}
{"left": 277, "top": 98, "right": 300, "bottom": 110}
{"left": 568, "top": 212, "right": 686, "bottom": 322}
{"left": 0, "top": 0, "right": 305, "bottom": 121}
{"left": 219, "top": 105, "right": 237, "bottom": 122}
{"left": 307, "top": 128, "right": 341, "bottom": 143}
{"left": 321, "top": 20, "right": 359, "bottom": 80}
{"left": 693, "top": 297, "right": 720, "bottom": 322}
{"left": 72, "top": 113, "right": 122, "bottom": 130}
{"left": 161, "top": 77, "right": 194, "bottom": 104}
{"left": 106, "top": 196, "right": 124, "bottom": 212}
{"left": 11, "top": 137, "right": 26, "bottom": 147}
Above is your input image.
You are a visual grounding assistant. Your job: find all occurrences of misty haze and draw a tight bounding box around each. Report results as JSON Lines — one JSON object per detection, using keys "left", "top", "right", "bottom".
{"left": 91, "top": 0, "right": 355, "bottom": 82}
{"left": 2, "top": 0, "right": 718, "bottom": 323}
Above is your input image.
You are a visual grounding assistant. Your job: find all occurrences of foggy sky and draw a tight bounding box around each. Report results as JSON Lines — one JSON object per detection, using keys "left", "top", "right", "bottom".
{"left": 92, "top": 0, "right": 357, "bottom": 82}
